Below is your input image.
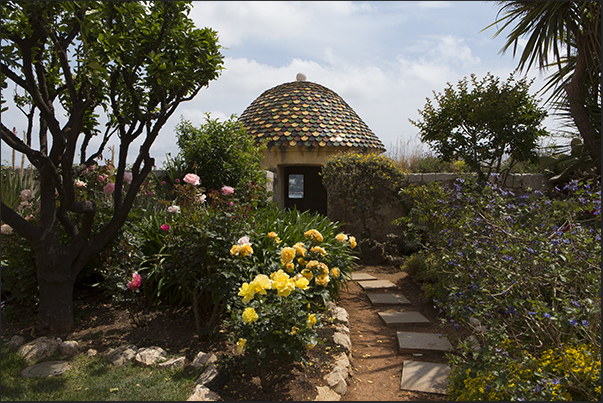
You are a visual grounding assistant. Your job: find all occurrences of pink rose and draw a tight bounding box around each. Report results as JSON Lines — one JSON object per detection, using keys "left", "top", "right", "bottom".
{"left": 20, "top": 189, "right": 34, "bottom": 201}
{"left": 160, "top": 224, "right": 170, "bottom": 231}
{"left": 98, "top": 175, "right": 107, "bottom": 183}
{"left": 183, "top": 173, "right": 201, "bottom": 186}
{"left": 127, "top": 272, "right": 142, "bottom": 290}
{"left": 222, "top": 185, "right": 234, "bottom": 195}
{"left": 123, "top": 172, "right": 133, "bottom": 184}
{"left": 238, "top": 235, "right": 251, "bottom": 245}
{"left": 103, "top": 182, "right": 115, "bottom": 194}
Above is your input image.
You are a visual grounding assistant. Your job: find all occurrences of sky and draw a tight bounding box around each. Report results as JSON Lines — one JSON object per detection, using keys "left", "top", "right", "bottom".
{"left": 2, "top": 1, "right": 566, "bottom": 168}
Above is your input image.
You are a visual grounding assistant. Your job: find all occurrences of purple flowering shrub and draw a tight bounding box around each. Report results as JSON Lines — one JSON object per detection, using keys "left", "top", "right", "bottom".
{"left": 397, "top": 176, "right": 601, "bottom": 401}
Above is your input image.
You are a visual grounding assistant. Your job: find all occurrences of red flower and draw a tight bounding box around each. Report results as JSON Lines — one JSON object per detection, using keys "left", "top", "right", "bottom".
{"left": 127, "top": 272, "right": 142, "bottom": 290}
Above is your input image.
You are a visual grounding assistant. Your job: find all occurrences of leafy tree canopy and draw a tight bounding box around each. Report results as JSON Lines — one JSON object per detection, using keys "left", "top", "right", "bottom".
{"left": 410, "top": 72, "right": 548, "bottom": 181}
{"left": 0, "top": 1, "right": 224, "bottom": 333}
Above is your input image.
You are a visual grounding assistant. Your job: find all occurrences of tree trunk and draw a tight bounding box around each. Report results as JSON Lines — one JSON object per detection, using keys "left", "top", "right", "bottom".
{"left": 36, "top": 270, "right": 77, "bottom": 334}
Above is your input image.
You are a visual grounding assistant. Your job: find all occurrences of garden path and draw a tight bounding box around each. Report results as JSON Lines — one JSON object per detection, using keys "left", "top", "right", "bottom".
{"left": 337, "top": 264, "right": 472, "bottom": 401}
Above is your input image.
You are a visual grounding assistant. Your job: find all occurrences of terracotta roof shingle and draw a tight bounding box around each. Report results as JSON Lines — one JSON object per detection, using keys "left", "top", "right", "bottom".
{"left": 239, "top": 79, "right": 386, "bottom": 151}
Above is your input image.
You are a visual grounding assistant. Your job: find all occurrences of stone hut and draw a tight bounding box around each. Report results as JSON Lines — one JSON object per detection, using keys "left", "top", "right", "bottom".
{"left": 239, "top": 73, "right": 385, "bottom": 215}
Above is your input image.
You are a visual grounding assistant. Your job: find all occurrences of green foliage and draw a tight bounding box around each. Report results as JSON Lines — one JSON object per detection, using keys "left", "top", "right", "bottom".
{"left": 166, "top": 114, "right": 267, "bottom": 192}
{"left": 410, "top": 72, "right": 549, "bottom": 181}
{"left": 397, "top": 176, "right": 601, "bottom": 400}
{"left": 0, "top": 342, "right": 199, "bottom": 401}
{"left": 321, "top": 151, "right": 406, "bottom": 219}
{"left": 228, "top": 210, "right": 358, "bottom": 370}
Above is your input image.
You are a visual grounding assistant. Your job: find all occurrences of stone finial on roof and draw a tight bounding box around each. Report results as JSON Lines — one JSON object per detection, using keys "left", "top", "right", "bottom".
{"left": 296, "top": 72, "right": 307, "bottom": 82}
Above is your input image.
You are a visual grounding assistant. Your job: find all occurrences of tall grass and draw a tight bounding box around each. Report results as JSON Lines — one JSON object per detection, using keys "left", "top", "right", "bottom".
{"left": 384, "top": 135, "right": 427, "bottom": 171}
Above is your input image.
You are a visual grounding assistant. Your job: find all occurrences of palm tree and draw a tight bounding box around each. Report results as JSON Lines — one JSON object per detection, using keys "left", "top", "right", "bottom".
{"left": 485, "top": 1, "right": 601, "bottom": 176}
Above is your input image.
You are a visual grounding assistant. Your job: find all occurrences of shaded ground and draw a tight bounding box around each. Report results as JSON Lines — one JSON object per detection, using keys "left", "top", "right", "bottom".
{"left": 1, "top": 263, "right": 470, "bottom": 401}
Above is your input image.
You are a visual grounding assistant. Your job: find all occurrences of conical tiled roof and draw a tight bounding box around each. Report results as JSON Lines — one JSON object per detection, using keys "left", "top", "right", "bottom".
{"left": 239, "top": 78, "right": 385, "bottom": 150}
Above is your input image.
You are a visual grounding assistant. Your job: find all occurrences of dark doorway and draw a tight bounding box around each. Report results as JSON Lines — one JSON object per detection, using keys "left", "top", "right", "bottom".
{"left": 283, "top": 165, "right": 327, "bottom": 216}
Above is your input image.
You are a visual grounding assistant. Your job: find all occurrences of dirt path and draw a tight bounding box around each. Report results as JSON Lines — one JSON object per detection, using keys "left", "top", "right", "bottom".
{"left": 337, "top": 264, "right": 471, "bottom": 401}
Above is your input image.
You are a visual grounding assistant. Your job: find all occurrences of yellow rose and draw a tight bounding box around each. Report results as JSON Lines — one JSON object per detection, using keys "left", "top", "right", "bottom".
{"left": 241, "top": 243, "right": 254, "bottom": 257}
{"left": 306, "top": 314, "right": 317, "bottom": 328}
{"left": 271, "top": 269, "right": 296, "bottom": 297}
{"left": 268, "top": 231, "right": 278, "bottom": 239}
{"left": 285, "top": 262, "right": 295, "bottom": 272}
{"left": 336, "top": 233, "right": 348, "bottom": 243}
{"left": 293, "top": 242, "right": 307, "bottom": 257}
{"left": 252, "top": 274, "right": 272, "bottom": 295}
{"left": 315, "top": 273, "right": 330, "bottom": 286}
{"left": 280, "top": 247, "right": 296, "bottom": 263}
{"left": 330, "top": 267, "right": 341, "bottom": 278}
{"left": 295, "top": 276, "right": 310, "bottom": 290}
{"left": 310, "top": 246, "right": 327, "bottom": 255}
{"left": 242, "top": 307, "right": 259, "bottom": 324}
{"left": 230, "top": 244, "right": 242, "bottom": 256}
{"left": 301, "top": 268, "right": 314, "bottom": 281}
{"left": 297, "top": 258, "right": 308, "bottom": 266}
{"left": 238, "top": 282, "right": 255, "bottom": 303}
{"left": 318, "top": 262, "right": 329, "bottom": 275}
{"left": 236, "top": 338, "right": 246, "bottom": 354}
{"left": 305, "top": 260, "right": 319, "bottom": 271}
{"left": 304, "top": 229, "right": 323, "bottom": 242}
{"left": 349, "top": 236, "right": 357, "bottom": 249}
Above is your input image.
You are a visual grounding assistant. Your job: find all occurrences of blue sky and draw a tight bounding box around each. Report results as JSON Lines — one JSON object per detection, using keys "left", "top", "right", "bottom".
{"left": 2, "top": 1, "right": 565, "bottom": 167}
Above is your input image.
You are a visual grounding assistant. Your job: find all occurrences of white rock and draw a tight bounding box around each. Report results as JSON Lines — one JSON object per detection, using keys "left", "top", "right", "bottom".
{"left": 195, "top": 363, "right": 219, "bottom": 386}
{"left": 332, "top": 332, "right": 352, "bottom": 353}
{"left": 324, "top": 369, "right": 347, "bottom": 395}
{"left": 86, "top": 348, "right": 98, "bottom": 357}
{"left": 192, "top": 352, "right": 217, "bottom": 369}
{"left": 18, "top": 337, "right": 60, "bottom": 363}
{"left": 331, "top": 307, "right": 349, "bottom": 326}
{"left": 106, "top": 344, "right": 138, "bottom": 366}
{"left": 135, "top": 346, "right": 167, "bottom": 366}
{"left": 187, "top": 385, "right": 221, "bottom": 401}
{"left": 8, "top": 335, "right": 25, "bottom": 349}
{"left": 315, "top": 385, "right": 341, "bottom": 401}
{"left": 59, "top": 340, "right": 79, "bottom": 356}
{"left": 158, "top": 356, "right": 186, "bottom": 369}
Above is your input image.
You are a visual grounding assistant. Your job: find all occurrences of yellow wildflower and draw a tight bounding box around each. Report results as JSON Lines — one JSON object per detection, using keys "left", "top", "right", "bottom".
{"left": 242, "top": 307, "right": 258, "bottom": 324}
{"left": 330, "top": 267, "right": 341, "bottom": 278}
{"left": 281, "top": 247, "right": 296, "bottom": 263}
{"left": 307, "top": 314, "right": 317, "bottom": 328}
{"left": 238, "top": 282, "right": 255, "bottom": 303}
{"left": 236, "top": 338, "right": 246, "bottom": 354}
{"left": 304, "top": 229, "right": 323, "bottom": 242}
{"left": 336, "top": 233, "right": 348, "bottom": 243}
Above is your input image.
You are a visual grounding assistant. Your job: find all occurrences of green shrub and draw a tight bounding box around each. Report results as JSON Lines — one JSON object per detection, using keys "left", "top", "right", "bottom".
{"left": 165, "top": 114, "right": 267, "bottom": 192}
{"left": 397, "top": 176, "right": 601, "bottom": 401}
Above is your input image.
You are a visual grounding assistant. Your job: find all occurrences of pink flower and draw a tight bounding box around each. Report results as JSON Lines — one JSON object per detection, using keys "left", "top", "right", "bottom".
{"left": 175, "top": 179, "right": 180, "bottom": 183}
{"left": 238, "top": 235, "right": 251, "bottom": 245}
{"left": 75, "top": 179, "right": 87, "bottom": 188}
{"left": 103, "top": 182, "right": 115, "bottom": 194}
{"left": 123, "top": 172, "right": 133, "bottom": 184}
{"left": 183, "top": 173, "right": 201, "bottom": 186}
{"left": 127, "top": 272, "right": 142, "bottom": 291}
{"left": 160, "top": 224, "right": 170, "bottom": 231}
{"left": 98, "top": 175, "right": 107, "bottom": 183}
{"left": 20, "top": 189, "right": 34, "bottom": 201}
{"left": 222, "top": 185, "right": 234, "bottom": 195}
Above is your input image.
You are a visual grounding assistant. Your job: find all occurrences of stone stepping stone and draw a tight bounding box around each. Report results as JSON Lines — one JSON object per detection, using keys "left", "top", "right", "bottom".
{"left": 350, "top": 272, "right": 378, "bottom": 281}
{"left": 21, "top": 361, "right": 71, "bottom": 378}
{"left": 356, "top": 279, "right": 397, "bottom": 290}
{"left": 378, "top": 311, "right": 430, "bottom": 326}
{"left": 400, "top": 360, "right": 450, "bottom": 395}
{"left": 367, "top": 292, "right": 410, "bottom": 305}
{"left": 396, "top": 331, "right": 452, "bottom": 354}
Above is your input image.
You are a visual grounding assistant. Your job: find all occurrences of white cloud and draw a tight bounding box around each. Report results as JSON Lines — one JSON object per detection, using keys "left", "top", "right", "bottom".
{"left": 416, "top": 1, "right": 453, "bottom": 9}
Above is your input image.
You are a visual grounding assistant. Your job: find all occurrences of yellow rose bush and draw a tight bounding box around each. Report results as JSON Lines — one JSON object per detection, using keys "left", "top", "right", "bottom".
{"left": 229, "top": 207, "right": 359, "bottom": 370}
